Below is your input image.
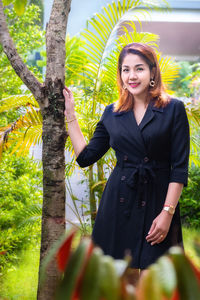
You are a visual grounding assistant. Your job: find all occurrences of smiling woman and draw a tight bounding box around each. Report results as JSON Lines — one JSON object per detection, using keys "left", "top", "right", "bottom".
{"left": 63, "top": 42, "right": 190, "bottom": 273}
{"left": 121, "top": 54, "right": 151, "bottom": 105}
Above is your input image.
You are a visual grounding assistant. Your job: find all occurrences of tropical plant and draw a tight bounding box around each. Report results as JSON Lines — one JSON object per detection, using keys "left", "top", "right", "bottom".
{"left": 180, "top": 165, "right": 200, "bottom": 227}
{"left": 0, "top": 4, "right": 44, "bottom": 100}
{"left": 0, "top": 151, "right": 42, "bottom": 276}
{"left": 1, "top": 1, "right": 200, "bottom": 296}
{"left": 2, "top": 0, "right": 28, "bottom": 16}
{"left": 0, "top": 0, "right": 182, "bottom": 229}
{"left": 41, "top": 228, "right": 200, "bottom": 300}
{"left": 1, "top": 0, "right": 200, "bottom": 232}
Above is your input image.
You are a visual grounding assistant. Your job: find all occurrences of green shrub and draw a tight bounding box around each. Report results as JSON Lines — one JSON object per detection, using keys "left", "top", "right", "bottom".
{"left": 180, "top": 165, "right": 200, "bottom": 227}
{"left": 0, "top": 151, "right": 42, "bottom": 275}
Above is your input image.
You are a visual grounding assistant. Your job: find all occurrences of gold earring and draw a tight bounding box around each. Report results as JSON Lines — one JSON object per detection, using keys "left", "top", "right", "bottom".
{"left": 150, "top": 79, "right": 155, "bottom": 87}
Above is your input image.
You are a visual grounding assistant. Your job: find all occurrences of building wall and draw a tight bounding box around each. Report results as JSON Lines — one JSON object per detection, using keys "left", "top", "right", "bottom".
{"left": 44, "top": 0, "right": 200, "bottom": 60}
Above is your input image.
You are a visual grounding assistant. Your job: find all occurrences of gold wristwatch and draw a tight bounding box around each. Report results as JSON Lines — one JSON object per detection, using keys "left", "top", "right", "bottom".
{"left": 163, "top": 205, "right": 175, "bottom": 215}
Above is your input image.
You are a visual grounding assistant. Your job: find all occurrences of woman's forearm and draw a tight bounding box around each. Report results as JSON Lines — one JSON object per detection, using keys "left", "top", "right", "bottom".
{"left": 63, "top": 87, "right": 87, "bottom": 157}
{"left": 164, "top": 182, "right": 184, "bottom": 209}
{"left": 146, "top": 182, "right": 184, "bottom": 245}
{"left": 66, "top": 115, "right": 87, "bottom": 157}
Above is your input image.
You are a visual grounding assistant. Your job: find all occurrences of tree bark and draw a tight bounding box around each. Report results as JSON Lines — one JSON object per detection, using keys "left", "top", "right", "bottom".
{"left": 38, "top": 0, "right": 72, "bottom": 298}
{"left": 0, "top": 0, "right": 72, "bottom": 299}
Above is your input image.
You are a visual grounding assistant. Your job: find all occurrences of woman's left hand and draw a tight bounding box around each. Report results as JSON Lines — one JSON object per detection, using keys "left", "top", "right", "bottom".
{"left": 146, "top": 210, "right": 173, "bottom": 245}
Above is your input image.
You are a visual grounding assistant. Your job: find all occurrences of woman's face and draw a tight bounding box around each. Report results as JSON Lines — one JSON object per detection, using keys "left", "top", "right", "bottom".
{"left": 121, "top": 53, "right": 153, "bottom": 101}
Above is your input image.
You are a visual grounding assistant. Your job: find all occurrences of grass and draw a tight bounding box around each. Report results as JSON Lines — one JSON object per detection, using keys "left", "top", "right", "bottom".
{"left": 183, "top": 226, "right": 200, "bottom": 268}
{"left": 0, "top": 226, "right": 199, "bottom": 299}
{"left": 0, "top": 244, "right": 40, "bottom": 300}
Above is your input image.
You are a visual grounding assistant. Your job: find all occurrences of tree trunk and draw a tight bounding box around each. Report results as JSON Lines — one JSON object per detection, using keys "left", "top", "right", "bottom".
{"left": 0, "top": 0, "right": 72, "bottom": 298}
{"left": 37, "top": 0, "right": 72, "bottom": 296}
{"left": 37, "top": 82, "right": 67, "bottom": 299}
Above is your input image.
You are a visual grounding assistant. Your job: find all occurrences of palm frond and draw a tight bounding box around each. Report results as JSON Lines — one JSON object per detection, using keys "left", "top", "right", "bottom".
{"left": 16, "top": 203, "right": 42, "bottom": 228}
{"left": 1, "top": 105, "right": 42, "bottom": 157}
{"left": 80, "top": 0, "right": 167, "bottom": 114}
{"left": 185, "top": 102, "right": 200, "bottom": 127}
{"left": 101, "top": 29, "right": 159, "bottom": 95}
{"left": 117, "top": 21, "right": 159, "bottom": 48}
{"left": 184, "top": 102, "right": 200, "bottom": 166}
{"left": 65, "top": 35, "right": 89, "bottom": 86}
{"left": 0, "top": 94, "right": 39, "bottom": 113}
{"left": 158, "top": 54, "right": 180, "bottom": 87}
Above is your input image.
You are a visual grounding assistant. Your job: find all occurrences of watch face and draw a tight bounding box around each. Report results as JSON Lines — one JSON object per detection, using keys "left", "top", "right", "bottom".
{"left": 169, "top": 206, "right": 175, "bottom": 214}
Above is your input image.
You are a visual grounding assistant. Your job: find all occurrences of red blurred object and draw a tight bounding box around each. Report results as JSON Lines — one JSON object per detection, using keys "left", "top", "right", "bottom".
{"left": 56, "top": 229, "right": 77, "bottom": 272}
{"left": 188, "top": 257, "right": 200, "bottom": 286}
{"left": 170, "top": 289, "right": 179, "bottom": 300}
{"left": 72, "top": 240, "right": 94, "bottom": 299}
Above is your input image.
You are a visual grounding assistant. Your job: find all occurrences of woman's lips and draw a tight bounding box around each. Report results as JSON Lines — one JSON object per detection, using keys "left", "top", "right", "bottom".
{"left": 129, "top": 83, "right": 140, "bottom": 88}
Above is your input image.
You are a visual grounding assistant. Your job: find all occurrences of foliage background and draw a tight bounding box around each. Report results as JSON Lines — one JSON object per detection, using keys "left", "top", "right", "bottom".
{"left": 0, "top": 0, "right": 200, "bottom": 298}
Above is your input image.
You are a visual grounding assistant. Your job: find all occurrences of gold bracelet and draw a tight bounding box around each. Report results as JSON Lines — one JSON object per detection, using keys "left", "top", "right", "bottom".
{"left": 66, "top": 117, "right": 76, "bottom": 123}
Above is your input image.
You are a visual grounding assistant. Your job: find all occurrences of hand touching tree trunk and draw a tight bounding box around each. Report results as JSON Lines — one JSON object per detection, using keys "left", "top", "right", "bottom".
{"left": 0, "top": 0, "right": 72, "bottom": 298}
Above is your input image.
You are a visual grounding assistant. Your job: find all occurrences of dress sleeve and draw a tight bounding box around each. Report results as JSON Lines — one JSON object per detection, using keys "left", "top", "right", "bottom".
{"left": 169, "top": 100, "right": 190, "bottom": 186}
{"left": 76, "top": 108, "right": 110, "bottom": 168}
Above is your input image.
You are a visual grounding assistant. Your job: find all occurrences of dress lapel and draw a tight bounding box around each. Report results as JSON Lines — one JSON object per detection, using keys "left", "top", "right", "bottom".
{"left": 113, "top": 109, "right": 147, "bottom": 154}
{"left": 113, "top": 102, "right": 164, "bottom": 154}
{"left": 139, "top": 102, "right": 164, "bottom": 131}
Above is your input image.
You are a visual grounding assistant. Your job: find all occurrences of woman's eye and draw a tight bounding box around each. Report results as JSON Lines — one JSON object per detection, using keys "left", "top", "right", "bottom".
{"left": 137, "top": 67, "right": 143, "bottom": 71}
{"left": 122, "top": 68, "right": 129, "bottom": 72}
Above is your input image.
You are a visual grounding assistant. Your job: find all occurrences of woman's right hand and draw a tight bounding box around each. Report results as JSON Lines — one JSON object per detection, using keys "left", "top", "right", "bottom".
{"left": 63, "top": 86, "right": 76, "bottom": 120}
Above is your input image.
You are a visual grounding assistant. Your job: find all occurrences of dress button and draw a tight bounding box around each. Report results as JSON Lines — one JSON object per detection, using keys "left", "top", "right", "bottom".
{"left": 124, "top": 155, "right": 128, "bottom": 161}
{"left": 141, "top": 201, "right": 146, "bottom": 207}
{"left": 119, "top": 197, "right": 125, "bottom": 203}
{"left": 121, "top": 175, "right": 126, "bottom": 181}
{"left": 144, "top": 156, "right": 149, "bottom": 163}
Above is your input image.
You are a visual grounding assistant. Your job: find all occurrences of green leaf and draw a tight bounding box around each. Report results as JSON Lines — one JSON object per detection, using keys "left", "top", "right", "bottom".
{"left": 14, "top": 0, "right": 27, "bottom": 16}
{"left": 1, "top": 106, "right": 43, "bottom": 157}
{"left": 169, "top": 247, "right": 200, "bottom": 300}
{"left": 3, "top": 0, "right": 13, "bottom": 5}
{"left": 99, "top": 255, "right": 120, "bottom": 300}
{"left": 80, "top": 248, "right": 103, "bottom": 300}
{"left": 0, "top": 95, "right": 39, "bottom": 113}
{"left": 155, "top": 256, "right": 177, "bottom": 298}
{"left": 137, "top": 267, "right": 162, "bottom": 300}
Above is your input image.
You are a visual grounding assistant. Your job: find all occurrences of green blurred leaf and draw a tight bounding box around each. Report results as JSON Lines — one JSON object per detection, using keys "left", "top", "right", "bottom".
{"left": 14, "top": 0, "right": 27, "bottom": 16}
{"left": 99, "top": 255, "right": 120, "bottom": 300}
{"left": 3, "top": 0, "right": 13, "bottom": 5}
{"left": 154, "top": 256, "right": 177, "bottom": 298}
{"left": 80, "top": 247, "right": 103, "bottom": 300}
{"left": 169, "top": 247, "right": 200, "bottom": 300}
{"left": 137, "top": 268, "right": 162, "bottom": 300}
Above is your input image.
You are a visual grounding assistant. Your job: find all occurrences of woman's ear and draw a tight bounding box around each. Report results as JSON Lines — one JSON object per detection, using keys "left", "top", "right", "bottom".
{"left": 150, "top": 66, "right": 155, "bottom": 79}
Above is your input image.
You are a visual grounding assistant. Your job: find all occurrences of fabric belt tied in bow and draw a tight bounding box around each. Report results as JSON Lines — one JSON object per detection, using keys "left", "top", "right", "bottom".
{"left": 117, "top": 158, "right": 170, "bottom": 218}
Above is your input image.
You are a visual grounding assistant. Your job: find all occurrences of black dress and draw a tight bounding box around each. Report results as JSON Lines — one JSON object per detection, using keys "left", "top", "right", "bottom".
{"left": 76, "top": 98, "right": 190, "bottom": 269}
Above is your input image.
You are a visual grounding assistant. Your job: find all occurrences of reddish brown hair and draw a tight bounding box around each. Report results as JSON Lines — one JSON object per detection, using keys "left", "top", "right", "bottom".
{"left": 114, "top": 43, "right": 170, "bottom": 112}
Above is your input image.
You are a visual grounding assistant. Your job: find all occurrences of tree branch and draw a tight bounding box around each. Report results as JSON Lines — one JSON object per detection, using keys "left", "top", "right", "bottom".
{"left": 45, "top": 0, "right": 72, "bottom": 84}
{"left": 0, "top": 0, "right": 43, "bottom": 103}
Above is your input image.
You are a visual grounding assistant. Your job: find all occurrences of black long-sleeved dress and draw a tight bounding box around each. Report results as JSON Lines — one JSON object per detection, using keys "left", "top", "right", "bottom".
{"left": 76, "top": 98, "right": 190, "bottom": 269}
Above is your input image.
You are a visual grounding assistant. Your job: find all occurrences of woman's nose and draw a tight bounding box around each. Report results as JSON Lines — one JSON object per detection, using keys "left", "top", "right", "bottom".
{"left": 129, "top": 70, "right": 137, "bottom": 79}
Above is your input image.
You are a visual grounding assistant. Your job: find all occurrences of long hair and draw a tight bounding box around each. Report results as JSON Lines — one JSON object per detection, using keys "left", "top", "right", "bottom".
{"left": 114, "top": 43, "right": 170, "bottom": 112}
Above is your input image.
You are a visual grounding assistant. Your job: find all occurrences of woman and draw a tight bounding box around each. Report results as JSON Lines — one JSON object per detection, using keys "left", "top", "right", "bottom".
{"left": 63, "top": 43, "right": 190, "bottom": 270}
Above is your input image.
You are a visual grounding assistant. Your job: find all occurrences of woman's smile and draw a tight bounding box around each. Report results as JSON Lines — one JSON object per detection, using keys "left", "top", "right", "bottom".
{"left": 129, "top": 83, "right": 140, "bottom": 88}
